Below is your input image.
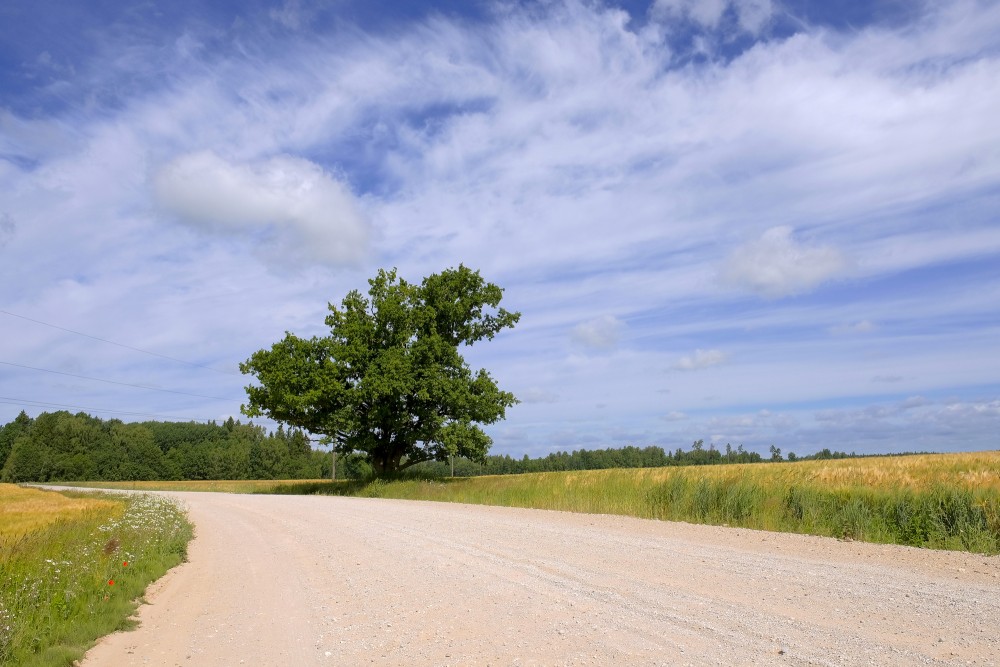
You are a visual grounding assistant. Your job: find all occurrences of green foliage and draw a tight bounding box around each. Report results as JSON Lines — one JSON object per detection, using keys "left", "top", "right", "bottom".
{"left": 0, "top": 411, "right": 31, "bottom": 473}
{"left": 0, "top": 412, "right": 328, "bottom": 483}
{"left": 0, "top": 490, "right": 192, "bottom": 666}
{"left": 240, "top": 266, "right": 520, "bottom": 477}
{"left": 408, "top": 442, "right": 764, "bottom": 477}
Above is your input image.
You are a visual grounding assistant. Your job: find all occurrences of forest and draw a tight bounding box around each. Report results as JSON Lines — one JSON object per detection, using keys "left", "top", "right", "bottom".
{"left": 0, "top": 411, "right": 329, "bottom": 483}
{"left": 0, "top": 411, "right": 863, "bottom": 483}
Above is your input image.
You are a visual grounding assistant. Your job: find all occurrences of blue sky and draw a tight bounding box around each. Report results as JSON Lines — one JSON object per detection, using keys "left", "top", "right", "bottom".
{"left": 1, "top": 0, "right": 998, "bottom": 458}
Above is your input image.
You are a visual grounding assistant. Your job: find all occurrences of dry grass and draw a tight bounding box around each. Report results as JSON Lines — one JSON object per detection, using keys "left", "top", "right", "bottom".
{"left": 0, "top": 484, "right": 121, "bottom": 540}
{"left": 795, "top": 452, "right": 1000, "bottom": 491}
{"left": 564, "top": 452, "right": 1000, "bottom": 493}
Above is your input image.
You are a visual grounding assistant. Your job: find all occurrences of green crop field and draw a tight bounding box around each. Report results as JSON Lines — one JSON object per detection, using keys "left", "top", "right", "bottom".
{"left": 0, "top": 485, "right": 192, "bottom": 666}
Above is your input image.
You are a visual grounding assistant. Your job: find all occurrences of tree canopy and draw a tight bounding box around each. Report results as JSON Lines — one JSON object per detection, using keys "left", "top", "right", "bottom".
{"left": 0, "top": 411, "right": 329, "bottom": 483}
{"left": 240, "top": 265, "right": 521, "bottom": 476}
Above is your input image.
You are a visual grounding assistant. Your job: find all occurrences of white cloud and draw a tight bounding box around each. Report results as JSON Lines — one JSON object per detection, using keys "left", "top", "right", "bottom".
{"left": 571, "top": 315, "right": 623, "bottom": 349}
{"left": 664, "top": 410, "right": 687, "bottom": 421}
{"left": 734, "top": 0, "right": 774, "bottom": 34}
{"left": 722, "top": 226, "right": 847, "bottom": 298}
{"left": 653, "top": 0, "right": 728, "bottom": 29}
{"left": 2, "top": 0, "right": 1000, "bottom": 456}
{"left": 153, "top": 151, "right": 368, "bottom": 265}
{"left": 673, "top": 348, "right": 728, "bottom": 371}
{"left": 651, "top": 0, "right": 775, "bottom": 35}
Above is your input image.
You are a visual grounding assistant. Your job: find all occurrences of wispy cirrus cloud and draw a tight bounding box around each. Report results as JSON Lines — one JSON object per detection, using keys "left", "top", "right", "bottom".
{"left": 651, "top": 0, "right": 775, "bottom": 35}
{"left": 0, "top": 0, "right": 998, "bottom": 457}
{"left": 673, "top": 349, "right": 728, "bottom": 371}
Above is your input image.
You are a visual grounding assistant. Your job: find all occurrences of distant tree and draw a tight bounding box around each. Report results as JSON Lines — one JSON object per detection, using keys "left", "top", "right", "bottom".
{"left": 241, "top": 266, "right": 520, "bottom": 477}
{"left": 769, "top": 445, "right": 783, "bottom": 462}
{"left": 1, "top": 433, "right": 46, "bottom": 482}
{"left": 0, "top": 411, "right": 32, "bottom": 472}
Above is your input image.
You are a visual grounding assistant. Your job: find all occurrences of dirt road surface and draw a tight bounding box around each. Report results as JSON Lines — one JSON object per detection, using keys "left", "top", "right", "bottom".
{"left": 76, "top": 493, "right": 1000, "bottom": 666}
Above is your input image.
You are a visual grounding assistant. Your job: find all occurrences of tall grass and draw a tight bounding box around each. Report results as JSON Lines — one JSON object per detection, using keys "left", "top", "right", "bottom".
{"left": 314, "top": 452, "right": 1000, "bottom": 554}
{"left": 0, "top": 485, "right": 193, "bottom": 666}
{"left": 58, "top": 452, "right": 1000, "bottom": 554}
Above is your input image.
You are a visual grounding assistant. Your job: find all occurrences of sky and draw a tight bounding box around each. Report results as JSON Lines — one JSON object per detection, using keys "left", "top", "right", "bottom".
{"left": 1, "top": 0, "right": 999, "bottom": 458}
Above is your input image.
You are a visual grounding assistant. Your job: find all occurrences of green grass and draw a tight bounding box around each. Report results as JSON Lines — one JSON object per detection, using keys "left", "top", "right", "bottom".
{"left": 56, "top": 451, "right": 1000, "bottom": 554}
{"left": 0, "top": 485, "right": 193, "bottom": 666}
{"left": 302, "top": 452, "right": 1000, "bottom": 554}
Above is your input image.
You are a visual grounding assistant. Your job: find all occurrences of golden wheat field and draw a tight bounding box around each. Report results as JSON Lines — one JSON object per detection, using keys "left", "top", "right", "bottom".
{"left": 0, "top": 484, "right": 122, "bottom": 540}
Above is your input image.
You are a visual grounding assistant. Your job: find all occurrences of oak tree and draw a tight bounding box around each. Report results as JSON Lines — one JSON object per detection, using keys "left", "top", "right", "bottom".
{"left": 240, "top": 266, "right": 520, "bottom": 477}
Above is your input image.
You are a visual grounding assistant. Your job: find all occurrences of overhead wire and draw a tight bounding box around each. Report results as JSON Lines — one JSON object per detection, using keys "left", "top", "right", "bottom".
{"left": 1, "top": 309, "right": 252, "bottom": 421}
{"left": 0, "top": 360, "right": 243, "bottom": 402}
{"left": 0, "top": 396, "right": 220, "bottom": 423}
{"left": 0, "top": 309, "right": 240, "bottom": 376}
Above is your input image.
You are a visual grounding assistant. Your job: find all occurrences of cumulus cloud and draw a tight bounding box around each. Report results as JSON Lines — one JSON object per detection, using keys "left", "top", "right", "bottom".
{"left": 153, "top": 151, "right": 368, "bottom": 265}
{"left": 571, "top": 315, "right": 623, "bottom": 349}
{"left": 722, "top": 226, "right": 847, "bottom": 298}
{"left": 673, "top": 348, "right": 728, "bottom": 371}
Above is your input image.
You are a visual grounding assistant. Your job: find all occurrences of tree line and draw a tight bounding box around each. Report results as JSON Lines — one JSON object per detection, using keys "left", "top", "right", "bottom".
{"left": 408, "top": 439, "right": 865, "bottom": 477}
{"left": 0, "top": 411, "right": 872, "bottom": 484}
{"left": 0, "top": 411, "right": 331, "bottom": 483}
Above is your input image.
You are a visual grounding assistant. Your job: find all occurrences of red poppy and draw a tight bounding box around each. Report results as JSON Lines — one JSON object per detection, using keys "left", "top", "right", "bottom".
{"left": 123, "top": 561, "right": 129, "bottom": 567}
{"left": 108, "top": 579, "right": 114, "bottom": 586}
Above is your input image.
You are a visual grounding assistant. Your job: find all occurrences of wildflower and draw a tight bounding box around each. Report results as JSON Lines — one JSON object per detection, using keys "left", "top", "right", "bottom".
{"left": 108, "top": 579, "right": 114, "bottom": 586}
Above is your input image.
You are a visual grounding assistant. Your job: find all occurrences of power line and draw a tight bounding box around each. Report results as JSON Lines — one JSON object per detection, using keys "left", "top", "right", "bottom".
{"left": 0, "top": 396, "right": 222, "bottom": 422}
{"left": 0, "top": 360, "right": 243, "bottom": 402}
{"left": 0, "top": 309, "right": 240, "bottom": 376}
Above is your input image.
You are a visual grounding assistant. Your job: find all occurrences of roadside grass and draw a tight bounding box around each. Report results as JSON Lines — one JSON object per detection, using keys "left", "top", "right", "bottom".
{"left": 0, "top": 485, "right": 192, "bottom": 666}
{"left": 56, "top": 451, "right": 1000, "bottom": 554}
{"left": 316, "top": 452, "right": 1000, "bottom": 554}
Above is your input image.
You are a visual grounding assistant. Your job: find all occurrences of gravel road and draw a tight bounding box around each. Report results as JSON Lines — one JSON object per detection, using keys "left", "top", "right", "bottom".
{"left": 77, "top": 493, "right": 1000, "bottom": 666}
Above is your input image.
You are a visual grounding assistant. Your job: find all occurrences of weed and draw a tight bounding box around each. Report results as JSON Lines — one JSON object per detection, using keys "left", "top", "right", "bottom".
{"left": 0, "top": 485, "right": 193, "bottom": 666}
